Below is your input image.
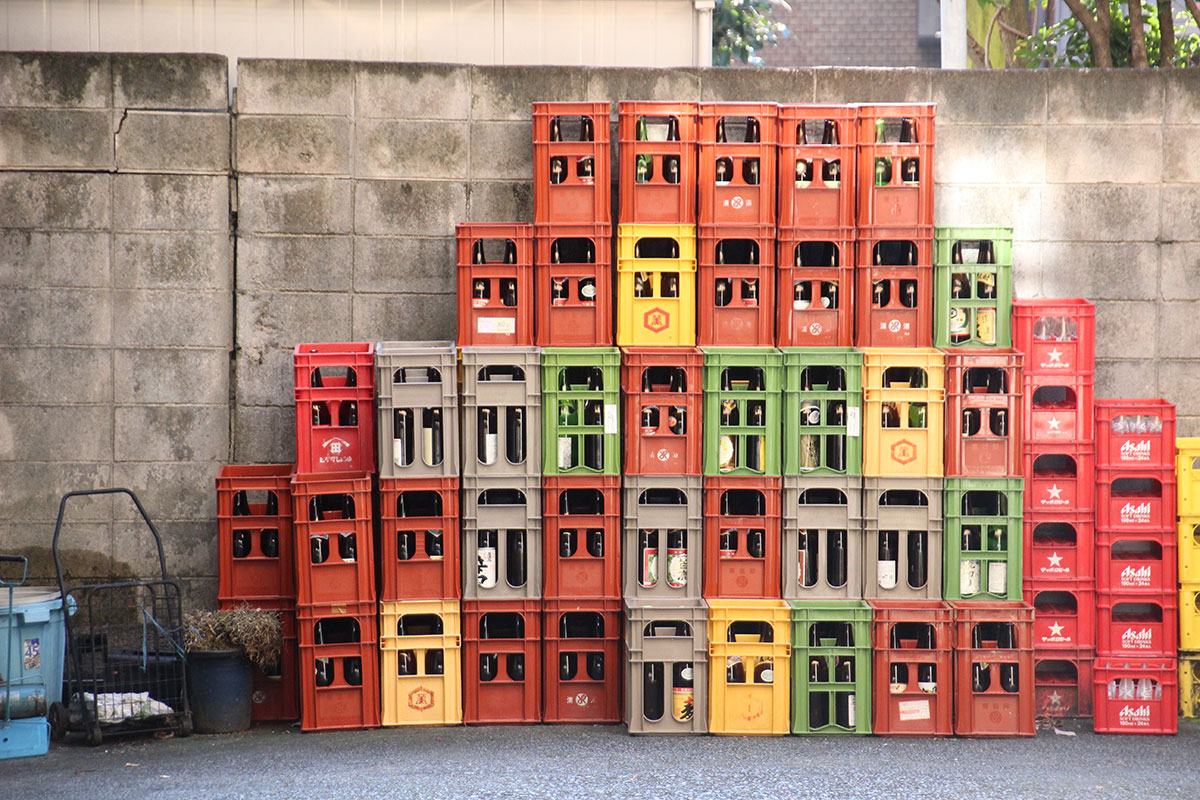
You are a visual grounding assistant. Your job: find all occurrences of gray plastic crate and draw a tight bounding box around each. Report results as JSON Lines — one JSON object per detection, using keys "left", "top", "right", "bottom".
{"left": 462, "top": 475, "right": 542, "bottom": 599}
{"left": 624, "top": 599, "right": 709, "bottom": 734}
{"left": 862, "top": 477, "right": 943, "bottom": 601}
{"left": 782, "top": 475, "right": 865, "bottom": 601}
{"left": 375, "top": 341, "right": 461, "bottom": 478}
{"left": 622, "top": 475, "right": 704, "bottom": 601}
{"left": 461, "top": 346, "right": 542, "bottom": 478}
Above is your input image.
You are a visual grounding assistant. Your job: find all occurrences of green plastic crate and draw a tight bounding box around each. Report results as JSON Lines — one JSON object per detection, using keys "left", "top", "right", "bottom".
{"left": 781, "top": 348, "right": 863, "bottom": 476}
{"left": 541, "top": 347, "right": 621, "bottom": 476}
{"left": 942, "top": 477, "right": 1024, "bottom": 601}
{"left": 702, "top": 347, "right": 783, "bottom": 477}
{"left": 788, "top": 600, "right": 872, "bottom": 735}
{"left": 933, "top": 226, "right": 1013, "bottom": 349}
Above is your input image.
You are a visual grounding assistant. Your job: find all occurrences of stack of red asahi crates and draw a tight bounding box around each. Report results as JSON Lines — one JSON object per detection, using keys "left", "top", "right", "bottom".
{"left": 1013, "top": 301, "right": 1096, "bottom": 720}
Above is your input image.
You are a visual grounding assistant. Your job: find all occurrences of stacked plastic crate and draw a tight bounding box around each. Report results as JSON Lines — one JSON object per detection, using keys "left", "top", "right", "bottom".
{"left": 1177, "top": 440, "right": 1200, "bottom": 718}
{"left": 292, "top": 342, "right": 380, "bottom": 731}
{"left": 1092, "top": 397, "right": 1178, "bottom": 734}
{"left": 1013, "top": 299, "right": 1097, "bottom": 720}
{"left": 375, "top": 341, "right": 462, "bottom": 727}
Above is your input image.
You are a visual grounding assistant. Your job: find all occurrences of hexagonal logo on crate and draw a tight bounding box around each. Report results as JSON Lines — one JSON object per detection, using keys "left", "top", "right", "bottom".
{"left": 891, "top": 439, "right": 918, "bottom": 465}
{"left": 643, "top": 307, "right": 670, "bottom": 333}
{"left": 408, "top": 686, "right": 436, "bottom": 712}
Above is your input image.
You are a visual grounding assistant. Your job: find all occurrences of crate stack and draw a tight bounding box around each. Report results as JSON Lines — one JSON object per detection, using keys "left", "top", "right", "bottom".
{"left": 292, "top": 342, "right": 380, "bottom": 731}
{"left": 1013, "top": 300, "right": 1097, "bottom": 719}
{"left": 375, "top": 341, "right": 462, "bottom": 727}
{"left": 1178, "top": 439, "right": 1200, "bottom": 719}
{"left": 1092, "top": 398, "right": 1178, "bottom": 734}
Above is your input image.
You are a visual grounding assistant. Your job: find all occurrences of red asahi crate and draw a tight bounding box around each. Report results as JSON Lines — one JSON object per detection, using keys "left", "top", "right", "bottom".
{"left": 868, "top": 600, "right": 954, "bottom": 736}
{"left": 1093, "top": 658, "right": 1178, "bottom": 734}
{"left": 948, "top": 602, "right": 1035, "bottom": 737}
{"left": 1023, "top": 443, "right": 1096, "bottom": 514}
{"left": 535, "top": 222, "right": 613, "bottom": 347}
{"left": 1023, "top": 512, "right": 1095, "bottom": 584}
{"left": 776, "top": 104, "right": 857, "bottom": 230}
{"left": 541, "top": 476, "right": 621, "bottom": 600}
{"left": 697, "top": 224, "right": 777, "bottom": 347}
{"left": 1025, "top": 373, "right": 1094, "bottom": 445}
{"left": 297, "top": 601, "right": 380, "bottom": 731}
{"left": 854, "top": 226, "right": 934, "bottom": 349}
{"left": 533, "top": 101, "right": 611, "bottom": 225}
{"left": 1096, "top": 466, "right": 1177, "bottom": 533}
{"left": 943, "top": 350, "right": 1023, "bottom": 478}
{"left": 291, "top": 471, "right": 376, "bottom": 606}
{"left": 456, "top": 223, "right": 536, "bottom": 346}
{"left": 1095, "top": 399, "right": 1176, "bottom": 471}
{"left": 621, "top": 347, "right": 704, "bottom": 475}
{"left": 1013, "top": 298, "right": 1096, "bottom": 378}
{"left": 775, "top": 227, "right": 856, "bottom": 348}
{"left": 855, "top": 104, "right": 935, "bottom": 228}
{"left": 294, "top": 342, "right": 376, "bottom": 474}
{"left": 702, "top": 476, "right": 782, "bottom": 599}
{"left": 216, "top": 464, "right": 295, "bottom": 602}
{"left": 1096, "top": 592, "right": 1178, "bottom": 658}
{"left": 1097, "top": 531, "right": 1177, "bottom": 596}
{"left": 219, "top": 598, "right": 299, "bottom": 722}
{"left": 618, "top": 101, "right": 698, "bottom": 225}
{"left": 698, "top": 103, "right": 778, "bottom": 227}
{"left": 542, "top": 598, "right": 623, "bottom": 723}
{"left": 1035, "top": 647, "right": 1095, "bottom": 718}
{"left": 1026, "top": 583, "right": 1097, "bottom": 650}
{"left": 378, "top": 476, "right": 461, "bottom": 602}
{"left": 462, "top": 598, "right": 543, "bottom": 724}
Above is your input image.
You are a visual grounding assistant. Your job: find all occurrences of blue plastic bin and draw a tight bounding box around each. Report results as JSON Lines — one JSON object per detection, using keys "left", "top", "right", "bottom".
{"left": 1, "top": 587, "right": 67, "bottom": 760}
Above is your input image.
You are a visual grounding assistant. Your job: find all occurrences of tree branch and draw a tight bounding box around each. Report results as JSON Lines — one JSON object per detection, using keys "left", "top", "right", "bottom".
{"left": 1188, "top": 0, "right": 1200, "bottom": 32}
{"left": 1063, "top": 0, "right": 1113, "bottom": 67}
{"left": 1129, "top": 0, "right": 1149, "bottom": 68}
{"left": 1159, "top": 0, "right": 1176, "bottom": 67}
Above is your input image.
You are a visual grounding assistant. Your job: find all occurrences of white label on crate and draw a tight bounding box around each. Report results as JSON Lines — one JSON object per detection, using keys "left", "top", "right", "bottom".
{"left": 1120, "top": 502, "right": 1152, "bottom": 525}
{"left": 1120, "top": 440, "right": 1152, "bottom": 462}
{"left": 478, "top": 317, "right": 516, "bottom": 335}
{"left": 1121, "top": 627, "right": 1155, "bottom": 650}
{"left": 846, "top": 406, "right": 861, "bottom": 438}
{"left": 898, "top": 699, "right": 931, "bottom": 721}
{"left": 604, "top": 404, "right": 619, "bottom": 435}
{"left": 1120, "top": 565, "right": 1153, "bottom": 588}
{"left": 1040, "top": 484, "right": 1069, "bottom": 507}
{"left": 1118, "top": 704, "right": 1152, "bottom": 727}
{"left": 23, "top": 637, "right": 39, "bottom": 670}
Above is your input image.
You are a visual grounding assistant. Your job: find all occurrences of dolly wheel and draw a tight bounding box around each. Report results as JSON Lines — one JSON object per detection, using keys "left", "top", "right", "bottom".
{"left": 49, "top": 702, "right": 69, "bottom": 743}
{"left": 87, "top": 721, "right": 103, "bottom": 746}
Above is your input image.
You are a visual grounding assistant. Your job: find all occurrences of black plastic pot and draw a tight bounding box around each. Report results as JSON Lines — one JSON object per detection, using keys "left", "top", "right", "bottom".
{"left": 187, "top": 649, "right": 252, "bottom": 733}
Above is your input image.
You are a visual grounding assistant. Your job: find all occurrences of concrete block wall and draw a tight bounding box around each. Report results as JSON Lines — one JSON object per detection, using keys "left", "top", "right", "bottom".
{"left": 759, "top": 0, "right": 940, "bottom": 69}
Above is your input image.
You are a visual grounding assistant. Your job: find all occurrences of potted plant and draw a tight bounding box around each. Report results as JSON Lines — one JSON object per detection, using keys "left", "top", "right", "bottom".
{"left": 183, "top": 606, "right": 282, "bottom": 733}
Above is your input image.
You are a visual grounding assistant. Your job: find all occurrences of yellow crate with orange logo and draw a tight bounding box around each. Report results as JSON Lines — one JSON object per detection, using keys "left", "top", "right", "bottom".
{"left": 706, "top": 599, "right": 792, "bottom": 735}
{"left": 617, "top": 223, "right": 697, "bottom": 346}
{"left": 861, "top": 348, "right": 945, "bottom": 477}
{"left": 379, "top": 599, "right": 462, "bottom": 726}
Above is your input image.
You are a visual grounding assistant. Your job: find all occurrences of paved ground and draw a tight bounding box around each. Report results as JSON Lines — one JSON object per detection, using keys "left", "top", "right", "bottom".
{"left": 4, "top": 718, "right": 1200, "bottom": 800}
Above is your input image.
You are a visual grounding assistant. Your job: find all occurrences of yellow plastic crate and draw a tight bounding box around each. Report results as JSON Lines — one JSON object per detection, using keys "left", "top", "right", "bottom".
{"left": 706, "top": 599, "right": 792, "bottom": 736}
{"left": 379, "top": 600, "right": 462, "bottom": 726}
{"left": 861, "top": 348, "right": 946, "bottom": 477}
{"left": 617, "top": 269, "right": 697, "bottom": 346}
{"left": 1180, "top": 518, "right": 1200, "bottom": 584}
{"left": 1181, "top": 586, "right": 1200, "bottom": 651}
{"left": 617, "top": 223, "right": 698, "bottom": 267}
{"left": 1181, "top": 653, "right": 1200, "bottom": 718}
{"left": 1178, "top": 438, "right": 1200, "bottom": 517}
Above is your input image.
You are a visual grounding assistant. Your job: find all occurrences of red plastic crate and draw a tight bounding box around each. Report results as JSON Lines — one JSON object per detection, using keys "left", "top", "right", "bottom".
{"left": 462, "top": 598, "right": 543, "bottom": 724}
{"left": 291, "top": 472, "right": 376, "bottom": 606}
{"left": 943, "top": 350, "right": 1023, "bottom": 478}
{"left": 948, "top": 602, "right": 1035, "bottom": 737}
{"left": 378, "top": 476, "right": 461, "bottom": 602}
{"left": 1095, "top": 399, "right": 1176, "bottom": 471}
{"left": 542, "top": 598, "right": 623, "bottom": 723}
{"left": 219, "top": 598, "right": 299, "bottom": 722}
{"left": 855, "top": 104, "right": 935, "bottom": 228}
{"left": 702, "top": 477, "right": 782, "bottom": 599}
{"left": 541, "top": 476, "right": 621, "bottom": 600}
{"left": 1093, "top": 658, "right": 1178, "bottom": 734}
{"left": 1097, "top": 531, "right": 1177, "bottom": 596}
{"left": 698, "top": 103, "right": 778, "bottom": 227}
{"left": 696, "top": 224, "right": 776, "bottom": 347}
{"left": 868, "top": 600, "right": 954, "bottom": 736}
{"left": 1096, "top": 466, "right": 1177, "bottom": 533}
{"left": 297, "top": 602, "right": 380, "bottom": 731}
{"left": 1024, "top": 373, "right": 1094, "bottom": 445}
{"left": 618, "top": 101, "right": 698, "bottom": 225}
{"left": 1035, "top": 647, "right": 1095, "bottom": 718}
{"left": 854, "top": 225, "right": 933, "bottom": 348}
{"left": 1023, "top": 512, "right": 1095, "bottom": 584}
{"left": 532, "top": 102, "right": 611, "bottom": 225}
{"left": 535, "top": 222, "right": 613, "bottom": 347}
{"left": 294, "top": 343, "right": 376, "bottom": 474}
{"left": 1013, "top": 298, "right": 1096, "bottom": 378}
{"left": 1096, "top": 592, "right": 1178, "bottom": 658}
{"left": 216, "top": 464, "right": 295, "bottom": 602}
{"left": 1025, "top": 583, "right": 1097, "bottom": 650}
{"left": 620, "top": 347, "right": 704, "bottom": 475}
{"left": 1023, "top": 443, "right": 1095, "bottom": 514}
{"left": 776, "top": 104, "right": 857, "bottom": 230}
{"left": 775, "top": 228, "right": 855, "bottom": 347}
{"left": 456, "top": 223, "right": 536, "bottom": 346}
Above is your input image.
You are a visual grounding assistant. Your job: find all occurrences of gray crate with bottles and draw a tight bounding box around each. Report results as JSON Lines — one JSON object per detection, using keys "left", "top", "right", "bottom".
{"left": 622, "top": 475, "right": 704, "bottom": 601}
{"left": 461, "top": 347, "right": 542, "bottom": 478}
{"left": 862, "top": 477, "right": 944, "bottom": 601}
{"left": 624, "top": 599, "right": 709, "bottom": 734}
{"left": 375, "top": 341, "right": 460, "bottom": 478}
{"left": 782, "top": 475, "right": 865, "bottom": 601}
{"left": 462, "top": 475, "right": 542, "bottom": 600}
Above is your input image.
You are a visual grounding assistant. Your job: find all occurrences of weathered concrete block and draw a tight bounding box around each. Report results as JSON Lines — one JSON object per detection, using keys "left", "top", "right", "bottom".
{"left": 356, "top": 119, "right": 469, "bottom": 179}
{"left": 1040, "top": 242, "right": 1158, "bottom": 301}
{"left": 466, "top": 180, "right": 533, "bottom": 223}
{"left": 113, "top": 173, "right": 229, "bottom": 232}
{"left": 0, "top": 52, "right": 111, "bottom": 108}
{"left": 0, "top": 522, "right": 115, "bottom": 585}
{"left": 1010, "top": 240, "right": 1041, "bottom": 299}
{"left": 700, "top": 68, "right": 816, "bottom": 103}
{"left": 1156, "top": 361, "right": 1200, "bottom": 416}
{"left": 0, "top": 109, "right": 113, "bottom": 169}
{"left": 1040, "top": 184, "right": 1159, "bottom": 243}
{"left": 112, "top": 461, "right": 222, "bottom": 522}
{"left": 812, "top": 67, "right": 933, "bottom": 103}
{"left": 0, "top": 231, "right": 110, "bottom": 289}
{"left": 1164, "top": 127, "right": 1200, "bottom": 183}
{"left": 0, "top": 405, "right": 113, "bottom": 462}
{"left": 932, "top": 70, "right": 1046, "bottom": 125}
{"left": 113, "top": 289, "right": 232, "bottom": 348}
{"left": 116, "top": 111, "right": 230, "bottom": 173}
{"left": 351, "top": 292, "right": 456, "bottom": 342}
{"left": 1161, "top": 186, "right": 1200, "bottom": 243}
{"left": 237, "top": 176, "right": 353, "bottom": 234}
{"left": 114, "top": 406, "right": 229, "bottom": 463}
{"left": 1048, "top": 70, "right": 1165, "bottom": 125}
{"left": 1094, "top": 300, "right": 1156, "bottom": 360}
{"left": 180, "top": 577, "right": 219, "bottom": 614}
{"left": 235, "top": 115, "right": 351, "bottom": 175}
{"left": 469, "top": 121, "right": 533, "bottom": 181}
{"left": 237, "top": 59, "right": 353, "bottom": 116}
{"left": 0, "top": 347, "right": 111, "bottom": 405}
{"left": 354, "top": 179, "right": 467, "bottom": 236}
{"left": 114, "top": 232, "right": 231, "bottom": 290}
{"left": 114, "top": 53, "right": 228, "bottom": 110}
{"left": 0, "top": 172, "right": 110, "bottom": 228}
{"left": 233, "top": 405, "right": 295, "bottom": 464}
{"left": 934, "top": 125, "right": 1045, "bottom": 185}
{"left": 1, "top": 288, "right": 111, "bottom": 346}
{"left": 237, "top": 234, "right": 352, "bottom": 292}
{"left": 235, "top": 346, "right": 294, "bottom": 408}
{"left": 1045, "top": 125, "right": 1161, "bottom": 184}
{"left": 357, "top": 62, "right": 471, "bottom": 120}
{"left": 586, "top": 69, "right": 701, "bottom": 104}
{"left": 114, "top": 348, "right": 229, "bottom": 405}
{"left": 0, "top": 462, "right": 112, "bottom": 522}
{"left": 237, "top": 291, "right": 353, "bottom": 351}
{"left": 354, "top": 236, "right": 456, "bottom": 294}
{"left": 1158, "top": 302, "right": 1200, "bottom": 360}
{"left": 1096, "top": 359, "right": 1157, "bottom": 400}
{"left": 114, "top": 520, "right": 215, "bottom": 579}
{"left": 1164, "top": 69, "right": 1200, "bottom": 125}
{"left": 471, "top": 66, "right": 589, "bottom": 121}
{"left": 1159, "top": 243, "right": 1200, "bottom": 301}
{"left": 933, "top": 184, "right": 1043, "bottom": 242}
{"left": 1178, "top": 416, "right": 1200, "bottom": 438}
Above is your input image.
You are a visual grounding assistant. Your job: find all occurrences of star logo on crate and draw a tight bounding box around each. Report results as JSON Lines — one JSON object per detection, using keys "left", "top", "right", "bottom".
{"left": 1047, "top": 417, "right": 1062, "bottom": 432}
{"left": 1048, "top": 622, "right": 1065, "bottom": 636}
{"left": 1047, "top": 485, "right": 1064, "bottom": 500}
{"left": 1046, "top": 690, "right": 1065, "bottom": 708}
{"left": 408, "top": 687, "right": 435, "bottom": 711}
{"left": 1047, "top": 552, "right": 1064, "bottom": 567}
{"left": 1047, "top": 348, "right": 1063, "bottom": 363}
{"left": 891, "top": 440, "right": 918, "bottom": 465}
{"left": 644, "top": 308, "right": 670, "bottom": 333}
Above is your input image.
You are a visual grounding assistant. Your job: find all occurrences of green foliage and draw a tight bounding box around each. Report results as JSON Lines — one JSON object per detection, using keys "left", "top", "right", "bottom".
{"left": 1015, "top": 0, "right": 1200, "bottom": 67}
{"left": 712, "top": 0, "right": 791, "bottom": 66}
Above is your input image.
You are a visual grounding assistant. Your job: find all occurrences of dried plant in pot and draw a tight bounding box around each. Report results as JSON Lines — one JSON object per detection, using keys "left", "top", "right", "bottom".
{"left": 183, "top": 606, "right": 283, "bottom": 733}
